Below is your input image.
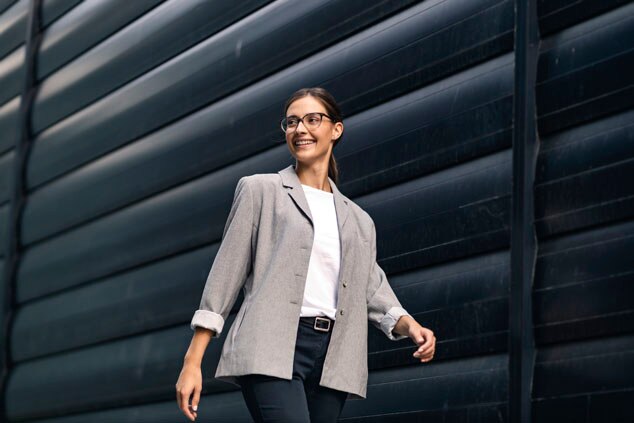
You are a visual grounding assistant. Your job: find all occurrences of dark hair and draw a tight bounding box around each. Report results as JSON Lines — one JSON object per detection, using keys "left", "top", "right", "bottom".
{"left": 283, "top": 87, "right": 344, "bottom": 185}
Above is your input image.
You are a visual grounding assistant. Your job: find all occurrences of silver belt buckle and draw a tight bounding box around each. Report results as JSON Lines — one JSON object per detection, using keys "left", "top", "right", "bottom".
{"left": 314, "top": 316, "right": 331, "bottom": 332}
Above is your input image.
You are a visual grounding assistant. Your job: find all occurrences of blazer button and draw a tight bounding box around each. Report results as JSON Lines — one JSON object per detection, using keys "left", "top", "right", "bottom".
{"left": 342, "top": 280, "right": 347, "bottom": 288}
{"left": 339, "top": 309, "right": 344, "bottom": 315}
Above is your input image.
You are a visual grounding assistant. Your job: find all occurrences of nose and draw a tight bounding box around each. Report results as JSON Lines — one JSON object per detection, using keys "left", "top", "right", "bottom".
{"left": 295, "top": 119, "right": 309, "bottom": 133}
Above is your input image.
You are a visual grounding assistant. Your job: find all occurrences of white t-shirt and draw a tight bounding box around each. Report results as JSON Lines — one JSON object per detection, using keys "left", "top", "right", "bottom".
{"left": 299, "top": 183, "right": 341, "bottom": 320}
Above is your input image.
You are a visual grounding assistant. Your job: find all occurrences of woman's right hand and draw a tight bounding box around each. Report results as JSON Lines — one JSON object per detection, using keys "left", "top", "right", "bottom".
{"left": 175, "top": 363, "right": 202, "bottom": 421}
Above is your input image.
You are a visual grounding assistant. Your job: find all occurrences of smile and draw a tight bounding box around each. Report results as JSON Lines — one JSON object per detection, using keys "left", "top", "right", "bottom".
{"left": 294, "top": 139, "right": 316, "bottom": 148}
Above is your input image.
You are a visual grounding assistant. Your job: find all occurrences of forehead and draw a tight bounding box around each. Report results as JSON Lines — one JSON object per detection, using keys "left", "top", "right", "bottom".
{"left": 286, "top": 96, "right": 327, "bottom": 116}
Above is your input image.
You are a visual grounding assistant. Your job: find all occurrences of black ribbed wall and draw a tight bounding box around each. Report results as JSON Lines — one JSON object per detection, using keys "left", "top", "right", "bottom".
{"left": 531, "top": 1, "right": 634, "bottom": 420}
{"left": 0, "top": 0, "right": 631, "bottom": 421}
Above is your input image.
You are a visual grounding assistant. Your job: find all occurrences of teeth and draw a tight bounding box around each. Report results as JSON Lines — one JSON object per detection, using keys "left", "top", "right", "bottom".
{"left": 295, "top": 140, "right": 315, "bottom": 145}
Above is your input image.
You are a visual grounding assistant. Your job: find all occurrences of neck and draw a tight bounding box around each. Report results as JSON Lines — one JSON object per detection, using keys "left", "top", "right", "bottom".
{"left": 294, "top": 162, "right": 332, "bottom": 193}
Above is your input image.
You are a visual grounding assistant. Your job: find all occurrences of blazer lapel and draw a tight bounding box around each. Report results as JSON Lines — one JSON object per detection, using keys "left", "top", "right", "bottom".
{"left": 278, "top": 164, "right": 354, "bottom": 294}
{"left": 278, "top": 164, "right": 349, "bottom": 231}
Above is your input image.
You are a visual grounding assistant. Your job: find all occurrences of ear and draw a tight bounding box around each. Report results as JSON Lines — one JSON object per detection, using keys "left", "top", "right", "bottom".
{"left": 331, "top": 121, "right": 343, "bottom": 140}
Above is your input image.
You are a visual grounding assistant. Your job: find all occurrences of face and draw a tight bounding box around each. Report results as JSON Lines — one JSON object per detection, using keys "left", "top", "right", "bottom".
{"left": 284, "top": 96, "right": 343, "bottom": 166}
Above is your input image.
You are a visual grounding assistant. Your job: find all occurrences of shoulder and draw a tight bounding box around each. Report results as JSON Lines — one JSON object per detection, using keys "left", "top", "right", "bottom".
{"left": 236, "top": 173, "right": 283, "bottom": 209}
{"left": 341, "top": 193, "right": 376, "bottom": 239}
{"left": 351, "top": 201, "right": 373, "bottom": 226}
{"left": 239, "top": 173, "right": 280, "bottom": 193}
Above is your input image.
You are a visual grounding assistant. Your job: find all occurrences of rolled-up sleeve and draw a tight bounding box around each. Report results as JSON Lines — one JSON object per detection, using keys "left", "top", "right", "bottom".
{"left": 190, "top": 176, "right": 255, "bottom": 337}
{"left": 366, "top": 219, "right": 411, "bottom": 341}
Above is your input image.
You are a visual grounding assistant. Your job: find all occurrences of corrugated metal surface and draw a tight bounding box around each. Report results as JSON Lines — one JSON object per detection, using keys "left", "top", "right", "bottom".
{"left": 0, "top": 0, "right": 631, "bottom": 421}
{"left": 531, "top": 1, "right": 634, "bottom": 420}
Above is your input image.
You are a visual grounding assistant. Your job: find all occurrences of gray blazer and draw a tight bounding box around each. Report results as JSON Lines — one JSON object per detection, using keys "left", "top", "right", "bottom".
{"left": 190, "top": 164, "right": 411, "bottom": 400}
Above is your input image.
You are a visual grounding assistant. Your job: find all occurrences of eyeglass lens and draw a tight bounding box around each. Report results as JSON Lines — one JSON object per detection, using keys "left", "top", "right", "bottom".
{"left": 283, "top": 113, "right": 324, "bottom": 132}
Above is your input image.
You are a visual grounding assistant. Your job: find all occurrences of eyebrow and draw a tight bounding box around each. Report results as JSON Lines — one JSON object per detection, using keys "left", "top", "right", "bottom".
{"left": 286, "top": 112, "right": 322, "bottom": 118}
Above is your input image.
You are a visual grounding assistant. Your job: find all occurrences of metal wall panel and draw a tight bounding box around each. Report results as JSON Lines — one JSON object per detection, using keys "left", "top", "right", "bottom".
{"left": 0, "top": 0, "right": 81, "bottom": 59}
{"left": 0, "top": 96, "right": 20, "bottom": 154}
{"left": 0, "top": 0, "right": 631, "bottom": 421}
{"left": 531, "top": 1, "right": 634, "bottom": 420}
{"left": 0, "top": 0, "right": 166, "bottom": 105}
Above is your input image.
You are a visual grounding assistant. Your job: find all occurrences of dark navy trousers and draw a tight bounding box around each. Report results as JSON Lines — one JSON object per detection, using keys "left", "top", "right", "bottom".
{"left": 237, "top": 316, "right": 348, "bottom": 422}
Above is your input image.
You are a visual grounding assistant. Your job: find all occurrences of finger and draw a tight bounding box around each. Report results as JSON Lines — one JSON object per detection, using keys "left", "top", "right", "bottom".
{"left": 180, "top": 391, "right": 195, "bottom": 420}
{"left": 417, "top": 341, "right": 432, "bottom": 351}
{"left": 414, "top": 342, "right": 431, "bottom": 354}
{"left": 414, "top": 349, "right": 434, "bottom": 359}
{"left": 415, "top": 342, "right": 435, "bottom": 356}
{"left": 419, "top": 331, "right": 434, "bottom": 348}
{"left": 415, "top": 340, "right": 431, "bottom": 354}
{"left": 413, "top": 350, "right": 432, "bottom": 359}
{"left": 419, "top": 344, "right": 434, "bottom": 354}
{"left": 418, "top": 343, "right": 435, "bottom": 355}
{"left": 420, "top": 351, "right": 434, "bottom": 361}
{"left": 418, "top": 334, "right": 437, "bottom": 351}
{"left": 191, "top": 385, "right": 201, "bottom": 415}
{"left": 178, "top": 390, "right": 191, "bottom": 419}
{"left": 188, "top": 404, "right": 198, "bottom": 421}
{"left": 416, "top": 341, "right": 433, "bottom": 355}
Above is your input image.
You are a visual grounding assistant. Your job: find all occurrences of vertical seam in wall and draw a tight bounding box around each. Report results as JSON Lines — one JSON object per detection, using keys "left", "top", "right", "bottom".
{"left": 0, "top": 0, "right": 41, "bottom": 418}
{"left": 509, "top": 1, "right": 540, "bottom": 422}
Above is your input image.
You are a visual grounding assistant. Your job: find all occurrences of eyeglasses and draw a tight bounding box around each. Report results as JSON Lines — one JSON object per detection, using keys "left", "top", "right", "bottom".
{"left": 281, "top": 112, "right": 334, "bottom": 133}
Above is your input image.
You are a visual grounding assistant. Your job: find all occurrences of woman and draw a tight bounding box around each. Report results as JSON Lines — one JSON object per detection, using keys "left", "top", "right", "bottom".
{"left": 176, "top": 87, "right": 436, "bottom": 422}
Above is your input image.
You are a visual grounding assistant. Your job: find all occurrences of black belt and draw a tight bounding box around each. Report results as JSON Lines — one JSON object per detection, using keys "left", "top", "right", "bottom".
{"left": 300, "top": 316, "right": 334, "bottom": 333}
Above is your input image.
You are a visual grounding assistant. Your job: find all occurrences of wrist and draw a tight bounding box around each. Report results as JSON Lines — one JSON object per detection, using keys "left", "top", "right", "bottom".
{"left": 394, "top": 314, "right": 415, "bottom": 336}
{"left": 184, "top": 360, "right": 201, "bottom": 370}
{"left": 184, "top": 354, "right": 203, "bottom": 368}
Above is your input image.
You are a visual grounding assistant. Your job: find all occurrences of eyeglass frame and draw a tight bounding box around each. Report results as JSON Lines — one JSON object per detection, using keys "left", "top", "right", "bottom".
{"left": 280, "top": 112, "right": 336, "bottom": 133}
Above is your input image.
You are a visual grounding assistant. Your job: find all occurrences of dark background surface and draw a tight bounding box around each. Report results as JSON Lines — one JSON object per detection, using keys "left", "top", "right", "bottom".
{"left": 0, "top": 0, "right": 632, "bottom": 421}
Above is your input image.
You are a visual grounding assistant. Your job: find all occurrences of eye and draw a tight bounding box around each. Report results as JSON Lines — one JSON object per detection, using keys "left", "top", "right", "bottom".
{"left": 287, "top": 118, "right": 299, "bottom": 126}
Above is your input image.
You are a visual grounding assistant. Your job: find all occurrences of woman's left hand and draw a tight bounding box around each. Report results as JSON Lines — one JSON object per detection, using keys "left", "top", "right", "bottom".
{"left": 408, "top": 322, "right": 436, "bottom": 363}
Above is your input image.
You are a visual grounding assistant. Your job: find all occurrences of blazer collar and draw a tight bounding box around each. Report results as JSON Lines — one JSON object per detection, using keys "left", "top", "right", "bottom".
{"left": 278, "top": 164, "right": 349, "bottom": 229}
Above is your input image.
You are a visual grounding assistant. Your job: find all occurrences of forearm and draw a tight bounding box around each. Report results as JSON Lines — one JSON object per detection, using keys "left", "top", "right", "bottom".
{"left": 184, "top": 327, "right": 214, "bottom": 367}
{"left": 393, "top": 315, "right": 416, "bottom": 337}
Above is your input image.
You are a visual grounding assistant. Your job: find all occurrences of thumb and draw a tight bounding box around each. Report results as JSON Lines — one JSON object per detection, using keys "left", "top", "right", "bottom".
{"left": 412, "top": 327, "right": 426, "bottom": 345}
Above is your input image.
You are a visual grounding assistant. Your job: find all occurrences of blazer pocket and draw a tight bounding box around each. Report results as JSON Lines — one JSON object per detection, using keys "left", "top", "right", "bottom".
{"left": 230, "top": 300, "right": 250, "bottom": 346}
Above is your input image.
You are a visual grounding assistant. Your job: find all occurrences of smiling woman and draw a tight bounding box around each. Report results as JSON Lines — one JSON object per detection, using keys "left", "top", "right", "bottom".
{"left": 175, "top": 87, "right": 435, "bottom": 423}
